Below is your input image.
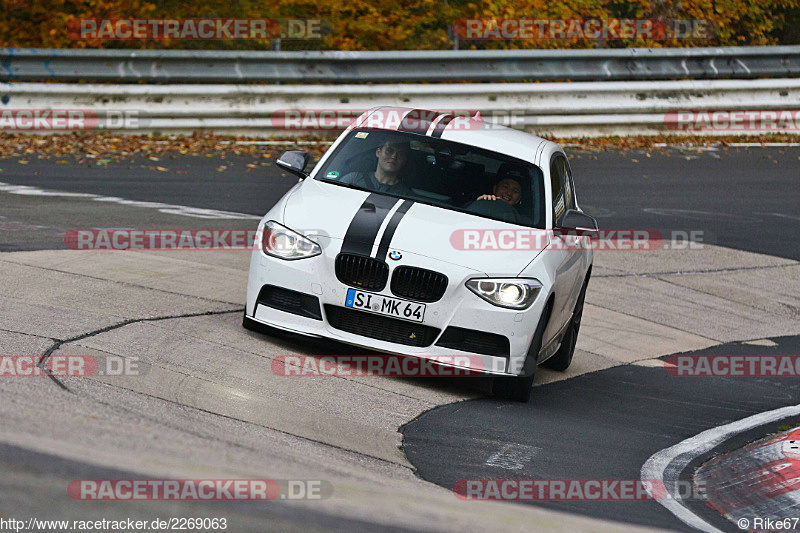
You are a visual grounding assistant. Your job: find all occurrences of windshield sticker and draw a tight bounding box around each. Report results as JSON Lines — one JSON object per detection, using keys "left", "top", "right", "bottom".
{"left": 326, "top": 171, "right": 340, "bottom": 179}
{"left": 355, "top": 132, "right": 369, "bottom": 139}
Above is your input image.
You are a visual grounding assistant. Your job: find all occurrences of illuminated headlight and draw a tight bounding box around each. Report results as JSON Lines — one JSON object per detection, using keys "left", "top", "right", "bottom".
{"left": 466, "top": 278, "right": 542, "bottom": 309}
{"left": 261, "top": 221, "right": 321, "bottom": 260}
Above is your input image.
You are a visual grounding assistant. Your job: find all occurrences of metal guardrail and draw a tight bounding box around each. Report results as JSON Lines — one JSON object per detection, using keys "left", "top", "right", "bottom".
{"left": 2, "top": 46, "right": 800, "bottom": 83}
{"left": 4, "top": 78, "right": 799, "bottom": 137}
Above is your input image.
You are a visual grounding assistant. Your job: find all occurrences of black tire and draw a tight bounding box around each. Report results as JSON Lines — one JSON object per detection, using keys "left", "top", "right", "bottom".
{"left": 492, "top": 373, "right": 535, "bottom": 402}
{"left": 542, "top": 276, "right": 588, "bottom": 372}
{"left": 491, "top": 299, "right": 553, "bottom": 403}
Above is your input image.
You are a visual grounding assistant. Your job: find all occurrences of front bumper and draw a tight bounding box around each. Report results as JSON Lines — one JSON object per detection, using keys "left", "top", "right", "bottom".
{"left": 246, "top": 240, "right": 550, "bottom": 377}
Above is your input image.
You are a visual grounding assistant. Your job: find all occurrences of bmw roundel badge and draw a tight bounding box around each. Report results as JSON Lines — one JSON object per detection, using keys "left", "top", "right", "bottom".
{"left": 389, "top": 251, "right": 402, "bottom": 261}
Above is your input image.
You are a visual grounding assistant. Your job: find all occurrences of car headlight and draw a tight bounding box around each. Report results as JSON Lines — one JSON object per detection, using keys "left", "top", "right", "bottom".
{"left": 261, "top": 221, "right": 321, "bottom": 260}
{"left": 466, "top": 278, "right": 542, "bottom": 310}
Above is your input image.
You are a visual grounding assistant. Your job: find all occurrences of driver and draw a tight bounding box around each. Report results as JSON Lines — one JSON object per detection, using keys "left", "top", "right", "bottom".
{"left": 339, "top": 138, "right": 412, "bottom": 196}
{"left": 468, "top": 166, "right": 529, "bottom": 224}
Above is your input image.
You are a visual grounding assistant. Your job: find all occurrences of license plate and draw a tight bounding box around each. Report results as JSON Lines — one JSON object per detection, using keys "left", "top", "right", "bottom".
{"left": 344, "top": 288, "right": 426, "bottom": 323}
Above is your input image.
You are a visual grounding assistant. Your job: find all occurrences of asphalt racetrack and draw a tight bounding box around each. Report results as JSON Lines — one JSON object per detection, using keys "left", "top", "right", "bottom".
{"left": 1, "top": 145, "right": 799, "bottom": 532}
{"left": 2, "top": 146, "right": 799, "bottom": 259}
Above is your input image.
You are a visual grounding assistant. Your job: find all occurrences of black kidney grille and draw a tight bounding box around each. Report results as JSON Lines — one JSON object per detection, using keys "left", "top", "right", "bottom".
{"left": 324, "top": 305, "right": 440, "bottom": 347}
{"left": 335, "top": 254, "right": 389, "bottom": 291}
{"left": 391, "top": 266, "right": 448, "bottom": 302}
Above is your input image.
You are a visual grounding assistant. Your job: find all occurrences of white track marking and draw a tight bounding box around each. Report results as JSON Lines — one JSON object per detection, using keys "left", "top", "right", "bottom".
{"left": 642, "top": 403, "right": 800, "bottom": 532}
{"left": 742, "top": 339, "right": 779, "bottom": 347}
{"left": 0, "top": 182, "right": 261, "bottom": 220}
{"left": 753, "top": 212, "right": 800, "bottom": 222}
{"left": 485, "top": 443, "right": 540, "bottom": 470}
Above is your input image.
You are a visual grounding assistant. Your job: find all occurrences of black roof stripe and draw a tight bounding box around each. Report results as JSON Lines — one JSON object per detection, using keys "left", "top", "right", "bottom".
{"left": 430, "top": 115, "right": 453, "bottom": 138}
{"left": 397, "top": 109, "right": 441, "bottom": 135}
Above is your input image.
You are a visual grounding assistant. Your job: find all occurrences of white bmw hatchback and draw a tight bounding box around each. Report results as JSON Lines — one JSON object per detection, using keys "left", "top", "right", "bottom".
{"left": 244, "top": 107, "right": 596, "bottom": 401}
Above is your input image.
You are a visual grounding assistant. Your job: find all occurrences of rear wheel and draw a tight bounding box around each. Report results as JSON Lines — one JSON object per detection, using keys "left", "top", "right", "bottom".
{"left": 542, "top": 275, "right": 588, "bottom": 372}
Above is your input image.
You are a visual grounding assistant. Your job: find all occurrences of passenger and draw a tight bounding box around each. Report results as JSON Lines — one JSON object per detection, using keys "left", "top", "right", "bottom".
{"left": 339, "top": 139, "right": 412, "bottom": 196}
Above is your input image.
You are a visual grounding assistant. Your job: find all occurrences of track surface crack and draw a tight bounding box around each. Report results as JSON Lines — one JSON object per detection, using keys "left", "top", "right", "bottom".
{"left": 37, "top": 308, "right": 244, "bottom": 390}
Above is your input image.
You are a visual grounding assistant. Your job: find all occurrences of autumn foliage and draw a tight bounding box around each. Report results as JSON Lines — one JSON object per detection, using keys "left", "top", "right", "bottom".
{"left": 1, "top": 0, "right": 798, "bottom": 50}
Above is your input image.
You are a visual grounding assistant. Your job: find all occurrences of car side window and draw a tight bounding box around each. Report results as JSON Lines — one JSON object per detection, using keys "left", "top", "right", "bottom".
{"left": 550, "top": 155, "right": 566, "bottom": 225}
{"left": 562, "top": 158, "right": 576, "bottom": 212}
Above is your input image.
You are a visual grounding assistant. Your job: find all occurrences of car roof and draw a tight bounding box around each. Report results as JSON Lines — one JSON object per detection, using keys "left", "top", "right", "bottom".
{"left": 351, "top": 107, "right": 557, "bottom": 166}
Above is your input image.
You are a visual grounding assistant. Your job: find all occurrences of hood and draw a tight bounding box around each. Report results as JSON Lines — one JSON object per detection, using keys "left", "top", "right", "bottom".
{"left": 283, "top": 179, "right": 548, "bottom": 276}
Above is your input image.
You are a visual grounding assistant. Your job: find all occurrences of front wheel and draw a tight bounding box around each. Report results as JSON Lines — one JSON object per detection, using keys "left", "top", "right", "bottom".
{"left": 492, "top": 374, "right": 535, "bottom": 402}
{"left": 542, "top": 276, "right": 588, "bottom": 372}
{"left": 491, "top": 299, "right": 553, "bottom": 403}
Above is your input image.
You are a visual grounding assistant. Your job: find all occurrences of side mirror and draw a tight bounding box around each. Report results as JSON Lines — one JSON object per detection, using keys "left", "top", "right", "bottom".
{"left": 276, "top": 150, "right": 311, "bottom": 179}
{"left": 557, "top": 209, "right": 599, "bottom": 237}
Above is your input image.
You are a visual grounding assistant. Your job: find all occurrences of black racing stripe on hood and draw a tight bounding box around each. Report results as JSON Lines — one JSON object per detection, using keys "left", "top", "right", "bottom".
{"left": 340, "top": 194, "right": 400, "bottom": 256}
{"left": 376, "top": 200, "right": 414, "bottom": 261}
{"left": 430, "top": 115, "right": 453, "bottom": 138}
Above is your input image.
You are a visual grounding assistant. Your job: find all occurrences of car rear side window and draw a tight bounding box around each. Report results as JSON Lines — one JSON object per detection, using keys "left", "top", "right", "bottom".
{"left": 562, "top": 158, "right": 576, "bottom": 212}
{"left": 550, "top": 155, "right": 566, "bottom": 224}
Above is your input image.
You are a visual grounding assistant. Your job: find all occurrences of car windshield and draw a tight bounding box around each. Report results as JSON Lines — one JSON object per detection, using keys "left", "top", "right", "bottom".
{"left": 314, "top": 128, "right": 546, "bottom": 228}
